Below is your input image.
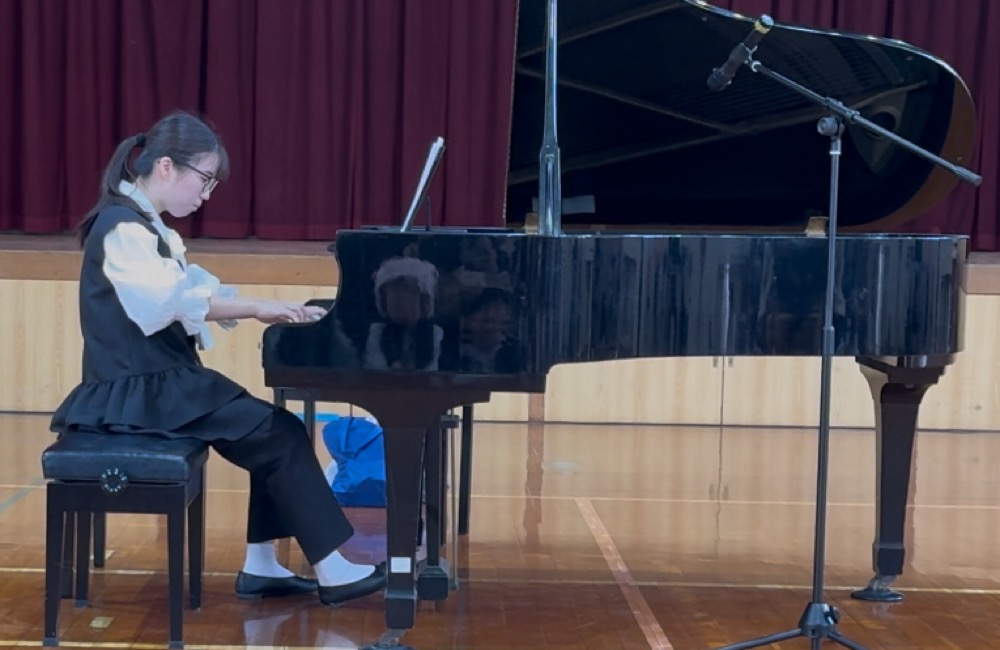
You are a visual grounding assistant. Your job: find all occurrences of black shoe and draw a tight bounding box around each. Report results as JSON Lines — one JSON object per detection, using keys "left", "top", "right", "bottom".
{"left": 235, "top": 571, "right": 319, "bottom": 599}
{"left": 318, "top": 562, "right": 388, "bottom": 607}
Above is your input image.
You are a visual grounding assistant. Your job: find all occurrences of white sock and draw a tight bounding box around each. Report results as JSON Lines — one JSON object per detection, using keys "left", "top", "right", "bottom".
{"left": 242, "top": 541, "right": 295, "bottom": 578}
{"left": 313, "top": 550, "right": 376, "bottom": 587}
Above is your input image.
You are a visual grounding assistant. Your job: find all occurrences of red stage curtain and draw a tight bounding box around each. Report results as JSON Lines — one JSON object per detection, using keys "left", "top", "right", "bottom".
{"left": 725, "top": 0, "right": 999, "bottom": 249}
{"left": 1, "top": 1, "right": 996, "bottom": 248}
{"left": 0, "top": 0, "right": 518, "bottom": 240}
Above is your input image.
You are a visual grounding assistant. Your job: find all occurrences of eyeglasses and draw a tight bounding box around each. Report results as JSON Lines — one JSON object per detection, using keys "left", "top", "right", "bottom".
{"left": 177, "top": 161, "right": 219, "bottom": 193}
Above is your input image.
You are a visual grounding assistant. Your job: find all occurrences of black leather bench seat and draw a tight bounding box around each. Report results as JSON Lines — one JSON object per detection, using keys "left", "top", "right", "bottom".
{"left": 42, "top": 432, "right": 207, "bottom": 483}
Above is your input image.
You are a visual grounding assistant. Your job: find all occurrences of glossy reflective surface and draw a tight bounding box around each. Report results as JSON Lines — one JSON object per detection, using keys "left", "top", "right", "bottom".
{"left": 7, "top": 414, "right": 1000, "bottom": 649}
{"left": 508, "top": 0, "right": 976, "bottom": 230}
{"left": 261, "top": 0, "right": 975, "bottom": 636}
{"left": 261, "top": 231, "right": 967, "bottom": 635}
{"left": 263, "top": 230, "right": 966, "bottom": 381}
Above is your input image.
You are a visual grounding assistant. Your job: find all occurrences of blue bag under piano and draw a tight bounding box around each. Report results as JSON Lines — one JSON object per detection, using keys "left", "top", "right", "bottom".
{"left": 321, "top": 415, "right": 386, "bottom": 507}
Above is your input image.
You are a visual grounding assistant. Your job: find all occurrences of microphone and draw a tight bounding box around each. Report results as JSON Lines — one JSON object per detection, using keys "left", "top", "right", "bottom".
{"left": 707, "top": 15, "right": 774, "bottom": 91}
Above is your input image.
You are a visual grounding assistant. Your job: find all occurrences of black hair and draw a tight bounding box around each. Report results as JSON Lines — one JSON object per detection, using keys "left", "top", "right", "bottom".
{"left": 376, "top": 276, "right": 436, "bottom": 319}
{"left": 463, "top": 287, "right": 514, "bottom": 317}
{"left": 76, "top": 109, "right": 229, "bottom": 246}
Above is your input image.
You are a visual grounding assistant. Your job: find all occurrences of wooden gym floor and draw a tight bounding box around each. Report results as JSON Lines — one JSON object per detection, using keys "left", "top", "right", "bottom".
{"left": 1, "top": 412, "right": 1000, "bottom": 649}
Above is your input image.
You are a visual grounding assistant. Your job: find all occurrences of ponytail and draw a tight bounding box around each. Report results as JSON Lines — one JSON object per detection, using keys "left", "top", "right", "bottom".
{"left": 76, "top": 134, "right": 146, "bottom": 246}
{"left": 75, "top": 110, "right": 229, "bottom": 247}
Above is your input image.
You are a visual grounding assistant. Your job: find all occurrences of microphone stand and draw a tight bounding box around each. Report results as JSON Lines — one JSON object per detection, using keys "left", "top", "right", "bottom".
{"left": 714, "top": 45, "right": 981, "bottom": 650}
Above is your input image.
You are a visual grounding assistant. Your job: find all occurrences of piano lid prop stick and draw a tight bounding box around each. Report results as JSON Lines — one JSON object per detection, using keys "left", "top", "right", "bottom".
{"left": 537, "top": 0, "right": 562, "bottom": 236}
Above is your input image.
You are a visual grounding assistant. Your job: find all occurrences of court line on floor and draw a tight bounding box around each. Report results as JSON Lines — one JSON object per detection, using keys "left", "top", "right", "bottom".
{"left": 2, "top": 482, "right": 996, "bottom": 510}
{"left": 0, "top": 479, "right": 43, "bottom": 514}
{"left": 0, "top": 565, "right": 995, "bottom": 595}
{"left": 576, "top": 496, "right": 674, "bottom": 650}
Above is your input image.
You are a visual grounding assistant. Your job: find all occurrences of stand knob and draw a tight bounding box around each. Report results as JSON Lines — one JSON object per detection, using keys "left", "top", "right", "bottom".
{"left": 817, "top": 115, "right": 845, "bottom": 137}
{"left": 99, "top": 467, "right": 129, "bottom": 495}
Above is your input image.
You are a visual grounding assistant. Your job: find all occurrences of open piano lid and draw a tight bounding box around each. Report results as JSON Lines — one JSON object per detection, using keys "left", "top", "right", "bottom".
{"left": 505, "top": 0, "right": 977, "bottom": 232}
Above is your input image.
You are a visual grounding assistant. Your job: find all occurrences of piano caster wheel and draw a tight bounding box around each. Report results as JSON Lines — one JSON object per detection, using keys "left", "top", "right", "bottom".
{"left": 850, "top": 574, "right": 904, "bottom": 602}
{"left": 361, "top": 629, "right": 415, "bottom": 650}
{"left": 417, "top": 562, "right": 451, "bottom": 602}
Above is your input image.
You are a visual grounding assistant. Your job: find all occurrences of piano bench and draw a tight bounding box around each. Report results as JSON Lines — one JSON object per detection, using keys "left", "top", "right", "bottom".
{"left": 40, "top": 432, "right": 208, "bottom": 650}
{"left": 271, "top": 389, "right": 476, "bottom": 535}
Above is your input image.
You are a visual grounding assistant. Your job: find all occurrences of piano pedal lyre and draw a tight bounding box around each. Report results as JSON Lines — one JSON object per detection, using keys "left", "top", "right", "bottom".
{"left": 804, "top": 215, "right": 829, "bottom": 238}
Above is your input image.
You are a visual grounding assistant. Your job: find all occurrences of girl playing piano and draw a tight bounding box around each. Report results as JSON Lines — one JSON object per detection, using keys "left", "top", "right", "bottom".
{"left": 51, "top": 110, "right": 385, "bottom": 606}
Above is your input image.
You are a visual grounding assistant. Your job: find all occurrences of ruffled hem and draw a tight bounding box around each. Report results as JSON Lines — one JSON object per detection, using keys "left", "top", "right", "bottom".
{"left": 50, "top": 365, "right": 274, "bottom": 441}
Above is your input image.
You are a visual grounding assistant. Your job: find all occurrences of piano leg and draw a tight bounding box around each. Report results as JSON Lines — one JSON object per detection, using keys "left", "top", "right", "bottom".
{"left": 458, "top": 405, "right": 474, "bottom": 536}
{"left": 852, "top": 358, "right": 946, "bottom": 603}
{"left": 336, "top": 388, "right": 489, "bottom": 650}
{"left": 418, "top": 416, "right": 450, "bottom": 604}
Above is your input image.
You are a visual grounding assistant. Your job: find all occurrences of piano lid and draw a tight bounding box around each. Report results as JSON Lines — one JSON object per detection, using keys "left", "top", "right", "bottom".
{"left": 505, "top": 0, "right": 977, "bottom": 232}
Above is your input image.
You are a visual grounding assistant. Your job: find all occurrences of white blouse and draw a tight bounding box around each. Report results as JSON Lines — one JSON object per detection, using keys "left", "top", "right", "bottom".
{"left": 101, "top": 181, "right": 237, "bottom": 350}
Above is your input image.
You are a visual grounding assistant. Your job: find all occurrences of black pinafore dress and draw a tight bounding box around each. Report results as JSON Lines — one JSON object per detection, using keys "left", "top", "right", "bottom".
{"left": 50, "top": 205, "right": 274, "bottom": 441}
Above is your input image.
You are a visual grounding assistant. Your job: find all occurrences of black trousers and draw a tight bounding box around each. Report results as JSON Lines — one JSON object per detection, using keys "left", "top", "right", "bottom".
{"left": 211, "top": 407, "right": 354, "bottom": 565}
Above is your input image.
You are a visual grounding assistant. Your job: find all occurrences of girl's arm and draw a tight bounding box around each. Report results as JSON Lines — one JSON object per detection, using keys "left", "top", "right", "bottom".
{"left": 208, "top": 296, "right": 327, "bottom": 324}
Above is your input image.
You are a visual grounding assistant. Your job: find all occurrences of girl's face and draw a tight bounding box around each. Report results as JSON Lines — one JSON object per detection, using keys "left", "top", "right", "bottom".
{"left": 163, "top": 152, "right": 219, "bottom": 218}
{"left": 383, "top": 278, "right": 425, "bottom": 327}
{"left": 465, "top": 300, "right": 511, "bottom": 350}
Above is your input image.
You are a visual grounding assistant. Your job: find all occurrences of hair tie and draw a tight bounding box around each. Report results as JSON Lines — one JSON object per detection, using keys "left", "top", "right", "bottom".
{"left": 135, "top": 133, "right": 146, "bottom": 148}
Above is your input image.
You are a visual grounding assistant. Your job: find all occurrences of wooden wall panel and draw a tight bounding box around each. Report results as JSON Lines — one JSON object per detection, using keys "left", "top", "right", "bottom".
{"left": 0, "top": 280, "right": 81, "bottom": 413}
{"left": 0, "top": 279, "right": 530, "bottom": 422}
{"left": 917, "top": 295, "right": 1000, "bottom": 431}
{"left": 721, "top": 357, "right": 875, "bottom": 429}
{"left": 543, "top": 358, "right": 724, "bottom": 425}
{"left": 0, "top": 280, "right": 332, "bottom": 412}
{"left": 474, "top": 392, "right": 531, "bottom": 422}
{"left": 1, "top": 277, "right": 997, "bottom": 432}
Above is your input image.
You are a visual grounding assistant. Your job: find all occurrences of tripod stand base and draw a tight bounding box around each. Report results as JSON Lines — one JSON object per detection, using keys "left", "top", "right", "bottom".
{"left": 716, "top": 602, "right": 869, "bottom": 650}
{"left": 850, "top": 574, "right": 904, "bottom": 602}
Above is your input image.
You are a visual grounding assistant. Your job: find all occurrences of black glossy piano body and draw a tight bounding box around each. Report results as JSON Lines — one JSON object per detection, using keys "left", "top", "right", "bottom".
{"left": 506, "top": 0, "right": 975, "bottom": 233}
{"left": 270, "top": 230, "right": 966, "bottom": 373}
{"left": 264, "top": 229, "right": 967, "bottom": 625}
{"left": 262, "top": 0, "right": 976, "bottom": 642}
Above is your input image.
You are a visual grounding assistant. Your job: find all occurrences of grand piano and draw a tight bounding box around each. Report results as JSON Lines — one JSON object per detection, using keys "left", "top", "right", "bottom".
{"left": 262, "top": 0, "right": 977, "bottom": 646}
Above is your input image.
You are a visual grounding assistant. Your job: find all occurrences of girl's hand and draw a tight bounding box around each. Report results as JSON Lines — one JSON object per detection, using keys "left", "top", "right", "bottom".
{"left": 254, "top": 300, "right": 328, "bottom": 324}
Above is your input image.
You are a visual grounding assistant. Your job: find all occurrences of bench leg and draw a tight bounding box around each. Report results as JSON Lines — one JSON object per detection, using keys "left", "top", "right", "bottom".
{"left": 44, "top": 494, "right": 65, "bottom": 646}
{"left": 92, "top": 512, "right": 106, "bottom": 567}
{"left": 75, "top": 512, "right": 91, "bottom": 607}
{"left": 188, "top": 478, "right": 205, "bottom": 610}
{"left": 168, "top": 495, "right": 186, "bottom": 650}
{"left": 60, "top": 513, "right": 75, "bottom": 599}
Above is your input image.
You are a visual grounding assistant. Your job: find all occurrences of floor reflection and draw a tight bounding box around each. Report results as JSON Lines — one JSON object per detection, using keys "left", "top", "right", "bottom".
{"left": 3, "top": 413, "right": 999, "bottom": 649}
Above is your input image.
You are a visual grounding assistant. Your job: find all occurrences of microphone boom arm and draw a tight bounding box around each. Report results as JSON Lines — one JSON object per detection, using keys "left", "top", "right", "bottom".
{"left": 745, "top": 57, "right": 981, "bottom": 185}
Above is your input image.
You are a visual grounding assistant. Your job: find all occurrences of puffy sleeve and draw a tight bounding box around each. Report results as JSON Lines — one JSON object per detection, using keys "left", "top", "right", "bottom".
{"left": 101, "top": 222, "right": 234, "bottom": 343}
